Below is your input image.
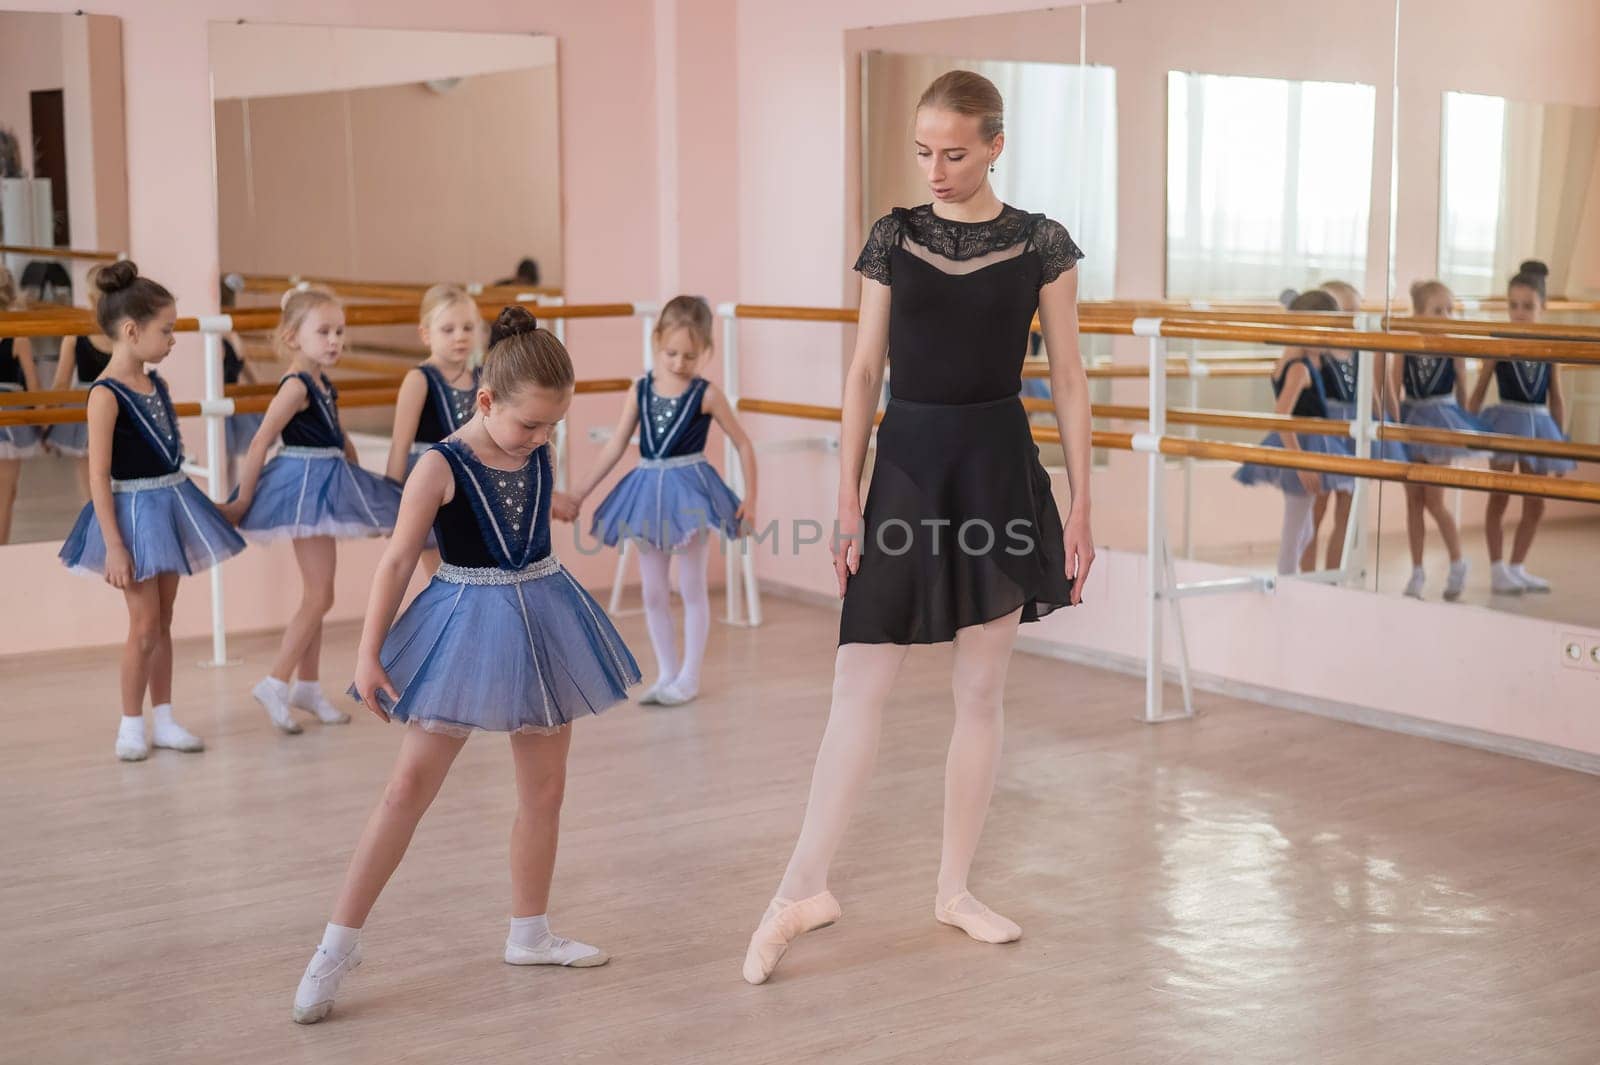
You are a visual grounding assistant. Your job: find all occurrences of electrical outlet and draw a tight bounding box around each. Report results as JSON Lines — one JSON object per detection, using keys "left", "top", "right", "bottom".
{"left": 1560, "top": 633, "right": 1600, "bottom": 672}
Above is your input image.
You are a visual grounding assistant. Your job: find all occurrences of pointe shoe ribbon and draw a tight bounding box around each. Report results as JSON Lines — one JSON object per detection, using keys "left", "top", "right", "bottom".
{"left": 935, "top": 892, "right": 1021, "bottom": 944}
{"left": 741, "top": 891, "right": 841, "bottom": 985}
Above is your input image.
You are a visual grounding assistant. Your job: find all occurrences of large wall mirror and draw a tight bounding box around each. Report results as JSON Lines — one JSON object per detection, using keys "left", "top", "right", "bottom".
{"left": 1367, "top": 0, "right": 1600, "bottom": 627}
{"left": 0, "top": 10, "right": 128, "bottom": 546}
{"left": 206, "top": 22, "right": 562, "bottom": 445}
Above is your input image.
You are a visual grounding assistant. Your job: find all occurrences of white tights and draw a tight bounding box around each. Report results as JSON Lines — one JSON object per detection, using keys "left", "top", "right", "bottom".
{"left": 777, "top": 608, "right": 1022, "bottom": 903}
{"left": 637, "top": 534, "right": 712, "bottom": 693}
{"left": 1278, "top": 493, "right": 1315, "bottom": 576}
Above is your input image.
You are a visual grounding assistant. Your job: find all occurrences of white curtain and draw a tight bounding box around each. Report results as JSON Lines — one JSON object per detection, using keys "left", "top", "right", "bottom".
{"left": 1165, "top": 71, "right": 1376, "bottom": 300}
{"left": 861, "top": 52, "right": 1118, "bottom": 300}
{"left": 1439, "top": 91, "right": 1600, "bottom": 299}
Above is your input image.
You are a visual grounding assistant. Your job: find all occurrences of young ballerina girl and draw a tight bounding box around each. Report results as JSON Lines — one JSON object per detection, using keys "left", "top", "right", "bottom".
{"left": 555, "top": 295, "right": 755, "bottom": 706}
{"left": 742, "top": 71, "right": 1094, "bottom": 984}
{"left": 0, "top": 266, "right": 43, "bottom": 544}
{"left": 289, "top": 307, "right": 640, "bottom": 1025}
{"left": 384, "top": 283, "right": 482, "bottom": 573}
{"left": 1466, "top": 261, "right": 1574, "bottom": 595}
{"left": 1233, "top": 289, "right": 1347, "bottom": 575}
{"left": 221, "top": 286, "right": 402, "bottom": 733}
{"left": 56, "top": 262, "right": 247, "bottom": 760}
{"left": 48, "top": 263, "right": 117, "bottom": 500}
{"left": 1393, "top": 280, "right": 1480, "bottom": 601}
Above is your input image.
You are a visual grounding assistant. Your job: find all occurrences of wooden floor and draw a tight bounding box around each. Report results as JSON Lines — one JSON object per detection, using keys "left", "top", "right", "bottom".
{"left": 3, "top": 596, "right": 1598, "bottom": 1064}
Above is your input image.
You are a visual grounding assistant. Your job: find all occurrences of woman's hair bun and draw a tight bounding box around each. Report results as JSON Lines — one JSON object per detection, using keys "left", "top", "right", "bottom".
{"left": 490, "top": 305, "right": 540, "bottom": 348}
{"left": 1518, "top": 259, "right": 1549, "bottom": 278}
{"left": 96, "top": 260, "right": 139, "bottom": 294}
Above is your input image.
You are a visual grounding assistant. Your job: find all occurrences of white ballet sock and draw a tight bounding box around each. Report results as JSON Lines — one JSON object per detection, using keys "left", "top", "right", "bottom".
{"left": 1509, "top": 563, "right": 1550, "bottom": 591}
{"left": 671, "top": 535, "right": 711, "bottom": 698}
{"left": 253, "top": 675, "right": 301, "bottom": 734}
{"left": 1403, "top": 565, "right": 1425, "bottom": 597}
{"left": 637, "top": 547, "right": 679, "bottom": 690}
{"left": 1444, "top": 558, "right": 1469, "bottom": 600}
{"left": 507, "top": 914, "right": 552, "bottom": 950}
{"left": 1491, "top": 561, "right": 1523, "bottom": 594}
{"left": 1277, "top": 493, "right": 1315, "bottom": 576}
{"left": 319, "top": 922, "right": 361, "bottom": 958}
{"left": 116, "top": 714, "right": 149, "bottom": 761}
{"left": 504, "top": 914, "right": 606, "bottom": 967}
{"left": 149, "top": 703, "right": 204, "bottom": 752}
{"left": 290, "top": 680, "right": 351, "bottom": 724}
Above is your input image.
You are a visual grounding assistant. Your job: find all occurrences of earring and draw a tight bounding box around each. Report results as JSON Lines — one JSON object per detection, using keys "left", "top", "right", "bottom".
{"left": 989, "top": 163, "right": 996, "bottom": 173}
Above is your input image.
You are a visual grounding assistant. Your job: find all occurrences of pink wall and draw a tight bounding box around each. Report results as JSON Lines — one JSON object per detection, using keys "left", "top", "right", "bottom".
{"left": 207, "top": 23, "right": 557, "bottom": 99}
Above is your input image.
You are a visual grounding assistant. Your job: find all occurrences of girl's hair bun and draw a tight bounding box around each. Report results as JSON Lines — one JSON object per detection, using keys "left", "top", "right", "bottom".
{"left": 490, "top": 305, "right": 540, "bottom": 348}
{"left": 96, "top": 260, "right": 140, "bottom": 294}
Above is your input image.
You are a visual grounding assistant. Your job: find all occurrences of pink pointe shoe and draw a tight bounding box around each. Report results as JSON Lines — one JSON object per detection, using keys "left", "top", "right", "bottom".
{"left": 741, "top": 891, "right": 841, "bottom": 985}
{"left": 935, "top": 892, "right": 1022, "bottom": 944}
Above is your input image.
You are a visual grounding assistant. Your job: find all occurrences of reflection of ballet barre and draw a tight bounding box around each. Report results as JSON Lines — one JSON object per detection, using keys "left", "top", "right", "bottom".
{"left": 1084, "top": 305, "right": 1600, "bottom": 344}
{"left": 0, "top": 243, "right": 124, "bottom": 263}
{"left": 732, "top": 395, "right": 1600, "bottom": 486}
{"left": 1083, "top": 297, "right": 1600, "bottom": 314}
{"left": 1064, "top": 401, "right": 1600, "bottom": 466}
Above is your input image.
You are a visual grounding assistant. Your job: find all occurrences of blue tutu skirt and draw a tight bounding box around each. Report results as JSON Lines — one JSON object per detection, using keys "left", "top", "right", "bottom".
{"left": 236, "top": 446, "right": 401, "bottom": 542}
{"left": 1233, "top": 430, "right": 1349, "bottom": 496}
{"left": 226, "top": 412, "right": 266, "bottom": 456}
{"left": 0, "top": 423, "right": 41, "bottom": 460}
{"left": 592, "top": 455, "right": 742, "bottom": 550}
{"left": 351, "top": 557, "right": 642, "bottom": 734}
{"left": 46, "top": 420, "right": 88, "bottom": 457}
{"left": 59, "top": 471, "right": 247, "bottom": 580}
{"left": 1401, "top": 397, "right": 1486, "bottom": 464}
{"left": 1479, "top": 403, "right": 1578, "bottom": 475}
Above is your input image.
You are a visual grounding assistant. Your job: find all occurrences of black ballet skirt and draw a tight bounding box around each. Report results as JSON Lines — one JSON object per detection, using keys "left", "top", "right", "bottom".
{"left": 840, "top": 204, "right": 1084, "bottom": 645}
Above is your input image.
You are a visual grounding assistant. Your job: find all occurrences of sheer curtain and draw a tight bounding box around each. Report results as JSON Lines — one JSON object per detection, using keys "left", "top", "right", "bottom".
{"left": 1166, "top": 71, "right": 1376, "bottom": 299}
{"left": 861, "top": 52, "right": 1118, "bottom": 300}
{"left": 1439, "top": 91, "right": 1600, "bottom": 299}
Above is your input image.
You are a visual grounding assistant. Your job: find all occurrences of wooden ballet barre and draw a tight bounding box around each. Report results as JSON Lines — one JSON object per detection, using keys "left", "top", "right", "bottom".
{"left": 0, "top": 300, "right": 649, "bottom": 338}
{"left": 0, "top": 243, "right": 123, "bottom": 263}
{"left": 732, "top": 305, "right": 861, "bottom": 324}
{"left": 228, "top": 273, "right": 562, "bottom": 302}
{"left": 0, "top": 375, "right": 636, "bottom": 426}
